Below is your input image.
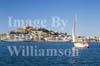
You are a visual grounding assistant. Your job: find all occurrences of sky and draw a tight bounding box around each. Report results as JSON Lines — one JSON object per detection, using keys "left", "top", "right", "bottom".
{"left": 0, "top": 0, "right": 100, "bottom": 36}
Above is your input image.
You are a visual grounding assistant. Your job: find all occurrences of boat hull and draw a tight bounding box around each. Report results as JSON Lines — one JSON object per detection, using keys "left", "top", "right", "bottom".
{"left": 74, "top": 43, "right": 89, "bottom": 48}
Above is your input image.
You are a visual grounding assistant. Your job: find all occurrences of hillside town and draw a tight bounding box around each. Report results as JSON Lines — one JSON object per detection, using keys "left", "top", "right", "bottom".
{"left": 0, "top": 25, "right": 100, "bottom": 42}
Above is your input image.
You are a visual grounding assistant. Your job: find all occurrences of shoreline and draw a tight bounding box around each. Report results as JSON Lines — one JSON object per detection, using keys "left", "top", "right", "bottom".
{"left": 0, "top": 40, "right": 100, "bottom": 43}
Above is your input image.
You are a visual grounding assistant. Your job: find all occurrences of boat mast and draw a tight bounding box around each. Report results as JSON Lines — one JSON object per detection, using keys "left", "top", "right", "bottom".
{"left": 72, "top": 14, "right": 77, "bottom": 42}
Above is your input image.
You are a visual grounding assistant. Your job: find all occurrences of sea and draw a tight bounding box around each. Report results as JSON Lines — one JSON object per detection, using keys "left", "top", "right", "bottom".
{"left": 0, "top": 42, "right": 100, "bottom": 66}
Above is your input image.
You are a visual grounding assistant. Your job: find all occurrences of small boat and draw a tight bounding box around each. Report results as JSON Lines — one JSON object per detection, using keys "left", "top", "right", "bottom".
{"left": 72, "top": 14, "right": 89, "bottom": 48}
{"left": 74, "top": 42, "right": 89, "bottom": 48}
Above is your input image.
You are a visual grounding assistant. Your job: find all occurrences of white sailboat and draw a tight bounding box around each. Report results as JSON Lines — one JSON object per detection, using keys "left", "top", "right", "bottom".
{"left": 72, "top": 14, "right": 89, "bottom": 48}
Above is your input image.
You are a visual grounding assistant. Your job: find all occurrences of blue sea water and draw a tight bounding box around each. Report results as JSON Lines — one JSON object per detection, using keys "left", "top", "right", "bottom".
{"left": 0, "top": 42, "right": 100, "bottom": 66}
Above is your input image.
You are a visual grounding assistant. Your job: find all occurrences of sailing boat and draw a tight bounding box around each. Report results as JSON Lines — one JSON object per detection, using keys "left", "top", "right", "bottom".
{"left": 72, "top": 14, "right": 89, "bottom": 48}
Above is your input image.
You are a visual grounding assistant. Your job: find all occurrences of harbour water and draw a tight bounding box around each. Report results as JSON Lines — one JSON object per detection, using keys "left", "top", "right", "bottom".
{"left": 0, "top": 42, "right": 100, "bottom": 66}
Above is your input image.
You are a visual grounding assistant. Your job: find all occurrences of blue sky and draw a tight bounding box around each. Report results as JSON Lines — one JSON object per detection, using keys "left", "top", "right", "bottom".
{"left": 0, "top": 0, "right": 100, "bottom": 36}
